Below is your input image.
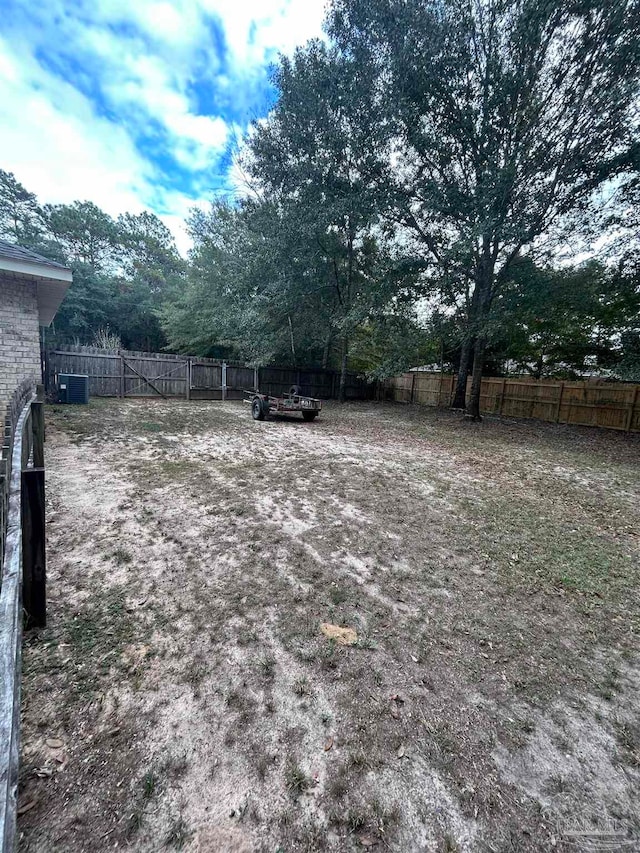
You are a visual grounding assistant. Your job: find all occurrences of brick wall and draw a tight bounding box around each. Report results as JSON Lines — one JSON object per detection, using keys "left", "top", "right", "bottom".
{"left": 0, "top": 278, "right": 42, "bottom": 409}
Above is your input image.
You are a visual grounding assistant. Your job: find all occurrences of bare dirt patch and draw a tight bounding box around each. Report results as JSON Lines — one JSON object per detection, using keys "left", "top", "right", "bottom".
{"left": 18, "top": 399, "right": 640, "bottom": 851}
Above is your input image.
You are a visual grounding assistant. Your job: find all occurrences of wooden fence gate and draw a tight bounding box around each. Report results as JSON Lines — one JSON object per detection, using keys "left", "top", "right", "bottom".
{"left": 46, "top": 348, "right": 374, "bottom": 401}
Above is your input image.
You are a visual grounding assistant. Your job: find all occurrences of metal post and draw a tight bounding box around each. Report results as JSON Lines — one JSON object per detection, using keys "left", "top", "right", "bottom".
{"left": 222, "top": 362, "right": 227, "bottom": 401}
{"left": 31, "top": 403, "right": 44, "bottom": 469}
{"left": 21, "top": 468, "right": 46, "bottom": 628}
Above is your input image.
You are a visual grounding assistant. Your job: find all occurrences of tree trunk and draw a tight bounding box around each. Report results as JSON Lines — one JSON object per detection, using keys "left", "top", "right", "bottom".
{"left": 465, "top": 336, "right": 486, "bottom": 420}
{"left": 287, "top": 314, "right": 297, "bottom": 366}
{"left": 451, "top": 334, "right": 473, "bottom": 409}
{"left": 464, "top": 248, "right": 495, "bottom": 420}
{"left": 338, "top": 334, "right": 348, "bottom": 403}
{"left": 322, "top": 330, "right": 332, "bottom": 370}
{"left": 533, "top": 350, "right": 544, "bottom": 379}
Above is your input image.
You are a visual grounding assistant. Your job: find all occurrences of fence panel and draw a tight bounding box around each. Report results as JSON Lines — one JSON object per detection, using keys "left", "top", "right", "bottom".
{"left": 47, "top": 348, "right": 121, "bottom": 397}
{"left": 226, "top": 365, "right": 256, "bottom": 399}
{"left": 190, "top": 361, "right": 223, "bottom": 399}
{"left": 47, "top": 348, "right": 374, "bottom": 402}
{"left": 0, "top": 381, "right": 46, "bottom": 852}
{"left": 383, "top": 371, "right": 640, "bottom": 433}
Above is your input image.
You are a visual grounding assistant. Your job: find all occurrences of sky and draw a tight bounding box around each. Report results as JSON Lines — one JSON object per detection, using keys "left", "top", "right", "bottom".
{"left": 0, "top": 0, "right": 327, "bottom": 252}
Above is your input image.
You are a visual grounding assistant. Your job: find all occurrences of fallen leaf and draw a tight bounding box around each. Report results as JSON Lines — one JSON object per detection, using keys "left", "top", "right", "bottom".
{"left": 320, "top": 623, "right": 357, "bottom": 646}
{"left": 397, "top": 743, "right": 406, "bottom": 759}
{"left": 323, "top": 737, "right": 334, "bottom": 752}
{"left": 471, "top": 568, "right": 485, "bottom": 577}
{"left": 359, "top": 835, "right": 376, "bottom": 848}
{"left": 390, "top": 704, "right": 399, "bottom": 719}
{"left": 46, "top": 738, "right": 63, "bottom": 750}
{"left": 33, "top": 768, "right": 53, "bottom": 778}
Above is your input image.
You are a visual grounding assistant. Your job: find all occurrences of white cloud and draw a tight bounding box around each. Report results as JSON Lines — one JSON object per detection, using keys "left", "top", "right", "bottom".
{"left": 0, "top": 0, "right": 328, "bottom": 253}
{"left": 0, "top": 38, "right": 150, "bottom": 214}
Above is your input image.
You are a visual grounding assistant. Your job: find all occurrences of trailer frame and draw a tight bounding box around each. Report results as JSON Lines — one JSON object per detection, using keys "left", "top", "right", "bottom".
{"left": 244, "top": 386, "right": 322, "bottom": 421}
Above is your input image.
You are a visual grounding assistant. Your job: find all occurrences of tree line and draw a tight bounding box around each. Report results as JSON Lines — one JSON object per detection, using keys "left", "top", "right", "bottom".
{"left": 2, "top": 0, "right": 640, "bottom": 414}
{"left": 0, "top": 169, "right": 185, "bottom": 352}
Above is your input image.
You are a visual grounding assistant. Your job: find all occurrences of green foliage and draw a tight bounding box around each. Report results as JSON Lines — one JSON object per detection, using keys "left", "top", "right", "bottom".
{"left": 0, "top": 169, "right": 185, "bottom": 352}
{"left": 3, "top": 0, "right": 640, "bottom": 384}
{"left": 160, "top": 39, "right": 424, "bottom": 386}
{"left": 349, "top": 313, "right": 435, "bottom": 378}
{"left": 0, "top": 169, "right": 44, "bottom": 247}
{"left": 328, "top": 0, "right": 640, "bottom": 413}
{"left": 493, "top": 260, "right": 640, "bottom": 378}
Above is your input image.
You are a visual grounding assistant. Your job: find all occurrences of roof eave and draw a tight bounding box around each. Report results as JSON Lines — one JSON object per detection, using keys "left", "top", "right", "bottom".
{"left": 0, "top": 257, "right": 72, "bottom": 327}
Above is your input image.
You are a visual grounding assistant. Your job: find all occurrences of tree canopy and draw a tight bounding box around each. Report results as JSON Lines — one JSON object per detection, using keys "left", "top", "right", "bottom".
{"left": 1, "top": 0, "right": 639, "bottom": 398}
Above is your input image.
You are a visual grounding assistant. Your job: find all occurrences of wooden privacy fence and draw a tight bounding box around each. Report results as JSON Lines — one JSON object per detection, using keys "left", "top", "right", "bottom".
{"left": 46, "top": 347, "right": 373, "bottom": 402}
{"left": 383, "top": 371, "right": 640, "bottom": 432}
{"left": 0, "top": 380, "right": 47, "bottom": 852}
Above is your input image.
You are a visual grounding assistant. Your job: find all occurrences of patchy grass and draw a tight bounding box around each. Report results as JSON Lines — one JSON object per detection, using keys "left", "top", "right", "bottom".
{"left": 18, "top": 399, "right": 640, "bottom": 852}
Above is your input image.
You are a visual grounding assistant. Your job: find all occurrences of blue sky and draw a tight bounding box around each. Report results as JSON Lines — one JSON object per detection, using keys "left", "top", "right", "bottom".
{"left": 0, "top": 0, "right": 326, "bottom": 251}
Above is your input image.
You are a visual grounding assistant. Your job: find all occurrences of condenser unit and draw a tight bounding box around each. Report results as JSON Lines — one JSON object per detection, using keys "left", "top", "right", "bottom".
{"left": 57, "top": 374, "right": 89, "bottom": 404}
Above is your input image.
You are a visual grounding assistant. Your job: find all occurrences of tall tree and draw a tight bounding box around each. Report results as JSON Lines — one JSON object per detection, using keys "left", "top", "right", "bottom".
{"left": 116, "top": 211, "right": 183, "bottom": 289}
{"left": 162, "top": 198, "right": 336, "bottom": 364}
{"left": 0, "top": 169, "right": 45, "bottom": 247}
{"left": 44, "top": 201, "right": 119, "bottom": 271}
{"left": 114, "top": 212, "right": 185, "bottom": 351}
{"left": 329, "top": 0, "right": 640, "bottom": 417}
{"left": 248, "top": 40, "right": 410, "bottom": 399}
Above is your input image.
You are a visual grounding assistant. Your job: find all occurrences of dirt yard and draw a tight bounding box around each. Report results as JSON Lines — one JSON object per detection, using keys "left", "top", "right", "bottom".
{"left": 17, "top": 399, "right": 640, "bottom": 851}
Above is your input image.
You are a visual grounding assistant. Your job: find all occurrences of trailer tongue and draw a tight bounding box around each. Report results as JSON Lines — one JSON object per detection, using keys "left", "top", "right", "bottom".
{"left": 245, "top": 386, "right": 322, "bottom": 421}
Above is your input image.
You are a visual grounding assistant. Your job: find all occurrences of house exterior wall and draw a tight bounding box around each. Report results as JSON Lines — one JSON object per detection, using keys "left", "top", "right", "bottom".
{"left": 0, "top": 278, "right": 42, "bottom": 408}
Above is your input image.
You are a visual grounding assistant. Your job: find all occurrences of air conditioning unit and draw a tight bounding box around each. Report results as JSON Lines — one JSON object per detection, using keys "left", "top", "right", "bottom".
{"left": 57, "top": 374, "right": 89, "bottom": 404}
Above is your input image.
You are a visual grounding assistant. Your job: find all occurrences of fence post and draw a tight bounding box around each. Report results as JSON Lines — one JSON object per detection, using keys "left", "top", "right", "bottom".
{"left": 411, "top": 372, "right": 416, "bottom": 404}
{"left": 499, "top": 378, "right": 507, "bottom": 415}
{"left": 120, "top": 355, "right": 125, "bottom": 398}
{"left": 36, "top": 383, "right": 45, "bottom": 442}
{"left": 555, "top": 382, "right": 565, "bottom": 423}
{"left": 21, "top": 467, "right": 46, "bottom": 628}
{"left": 254, "top": 368, "right": 259, "bottom": 392}
{"left": 186, "top": 359, "right": 191, "bottom": 401}
{"left": 221, "top": 362, "right": 227, "bottom": 401}
{"left": 31, "top": 402, "right": 45, "bottom": 469}
{"left": 625, "top": 385, "right": 639, "bottom": 432}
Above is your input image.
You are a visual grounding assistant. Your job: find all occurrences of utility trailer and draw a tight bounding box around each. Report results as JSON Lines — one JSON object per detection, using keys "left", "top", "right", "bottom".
{"left": 245, "top": 386, "right": 322, "bottom": 421}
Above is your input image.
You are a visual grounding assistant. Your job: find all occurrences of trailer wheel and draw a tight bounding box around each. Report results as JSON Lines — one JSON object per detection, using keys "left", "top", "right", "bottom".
{"left": 252, "top": 397, "right": 266, "bottom": 420}
{"left": 302, "top": 411, "right": 318, "bottom": 422}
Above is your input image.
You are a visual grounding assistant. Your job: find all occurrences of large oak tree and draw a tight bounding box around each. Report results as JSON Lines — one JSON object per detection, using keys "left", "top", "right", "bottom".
{"left": 329, "top": 0, "right": 640, "bottom": 417}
